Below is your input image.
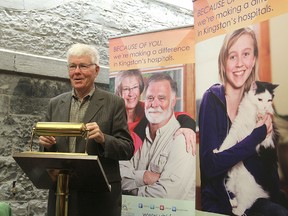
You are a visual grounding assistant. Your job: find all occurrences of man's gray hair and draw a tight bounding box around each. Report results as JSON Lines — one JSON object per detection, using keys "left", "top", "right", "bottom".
{"left": 145, "top": 73, "right": 177, "bottom": 95}
{"left": 67, "top": 43, "right": 100, "bottom": 65}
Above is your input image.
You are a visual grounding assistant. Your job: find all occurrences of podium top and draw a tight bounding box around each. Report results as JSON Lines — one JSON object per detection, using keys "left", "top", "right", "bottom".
{"left": 13, "top": 152, "right": 111, "bottom": 192}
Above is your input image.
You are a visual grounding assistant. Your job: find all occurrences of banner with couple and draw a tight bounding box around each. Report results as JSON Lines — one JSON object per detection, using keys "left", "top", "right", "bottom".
{"left": 109, "top": 26, "right": 196, "bottom": 216}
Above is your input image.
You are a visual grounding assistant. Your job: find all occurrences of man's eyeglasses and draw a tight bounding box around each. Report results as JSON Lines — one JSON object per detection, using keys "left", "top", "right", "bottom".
{"left": 68, "top": 64, "right": 96, "bottom": 71}
{"left": 122, "top": 85, "right": 140, "bottom": 93}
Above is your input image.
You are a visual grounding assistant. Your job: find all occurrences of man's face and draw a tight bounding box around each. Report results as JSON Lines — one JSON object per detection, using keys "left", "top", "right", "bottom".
{"left": 68, "top": 55, "right": 99, "bottom": 95}
{"left": 145, "top": 80, "right": 176, "bottom": 126}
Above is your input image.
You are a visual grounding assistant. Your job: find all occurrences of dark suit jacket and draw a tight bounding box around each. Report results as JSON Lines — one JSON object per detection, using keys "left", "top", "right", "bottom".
{"left": 44, "top": 86, "right": 134, "bottom": 216}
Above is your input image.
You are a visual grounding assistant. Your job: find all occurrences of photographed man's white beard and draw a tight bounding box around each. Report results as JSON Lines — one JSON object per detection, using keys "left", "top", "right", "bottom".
{"left": 145, "top": 107, "right": 172, "bottom": 124}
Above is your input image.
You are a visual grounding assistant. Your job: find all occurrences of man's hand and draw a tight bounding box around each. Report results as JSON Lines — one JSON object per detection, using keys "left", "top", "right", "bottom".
{"left": 143, "top": 171, "right": 160, "bottom": 185}
{"left": 39, "top": 136, "right": 56, "bottom": 149}
{"left": 86, "top": 122, "right": 105, "bottom": 144}
{"left": 174, "top": 128, "right": 196, "bottom": 156}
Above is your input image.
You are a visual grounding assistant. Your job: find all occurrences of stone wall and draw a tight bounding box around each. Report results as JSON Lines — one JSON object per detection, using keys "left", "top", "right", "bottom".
{"left": 0, "top": 71, "right": 71, "bottom": 215}
{"left": 0, "top": 0, "right": 193, "bottom": 68}
{"left": 0, "top": 0, "right": 193, "bottom": 215}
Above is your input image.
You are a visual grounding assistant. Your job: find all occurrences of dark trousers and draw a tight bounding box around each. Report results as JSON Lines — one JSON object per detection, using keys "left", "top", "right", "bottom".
{"left": 47, "top": 182, "right": 122, "bottom": 216}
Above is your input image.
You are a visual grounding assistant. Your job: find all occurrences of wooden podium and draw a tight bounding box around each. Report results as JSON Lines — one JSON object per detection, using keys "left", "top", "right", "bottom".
{"left": 13, "top": 151, "right": 111, "bottom": 216}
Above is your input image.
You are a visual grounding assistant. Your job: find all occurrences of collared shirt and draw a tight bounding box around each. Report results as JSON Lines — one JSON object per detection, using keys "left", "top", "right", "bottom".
{"left": 120, "top": 115, "right": 196, "bottom": 200}
{"left": 68, "top": 87, "right": 95, "bottom": 152}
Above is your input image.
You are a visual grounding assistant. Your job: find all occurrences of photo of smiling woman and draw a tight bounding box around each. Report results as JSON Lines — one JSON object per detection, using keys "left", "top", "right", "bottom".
{"left": 198, "top": 27, "right": 288, "bottom": 216}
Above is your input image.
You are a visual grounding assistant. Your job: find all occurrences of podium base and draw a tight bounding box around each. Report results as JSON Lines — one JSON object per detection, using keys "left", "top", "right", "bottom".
{"left": 55, "top": 172, "right": 70, "bottom": 216}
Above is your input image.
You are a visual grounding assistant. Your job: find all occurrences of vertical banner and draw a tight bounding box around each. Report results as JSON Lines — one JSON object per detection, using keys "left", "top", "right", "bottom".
{"left": 194, "top": 0, "right": 288, "bottom": 215}
{"left": 109, "top": 26, "right": 196, "bottom": 216}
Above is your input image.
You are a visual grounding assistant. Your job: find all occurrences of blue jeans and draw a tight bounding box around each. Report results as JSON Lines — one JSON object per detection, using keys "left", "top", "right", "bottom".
{"left": 246, "top": 198, "right": 288, "bottom": 216}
